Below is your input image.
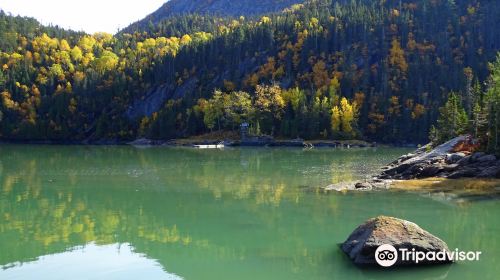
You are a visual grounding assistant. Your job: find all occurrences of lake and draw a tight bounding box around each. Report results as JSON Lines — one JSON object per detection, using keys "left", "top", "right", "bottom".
{"left": 0, "top": 145, "right": 499, "bottom": 279}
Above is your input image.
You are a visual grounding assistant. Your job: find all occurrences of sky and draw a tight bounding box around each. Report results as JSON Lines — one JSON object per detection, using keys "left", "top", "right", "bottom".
{"left": 0, "top": 0, "right": 168, "bottom": 34}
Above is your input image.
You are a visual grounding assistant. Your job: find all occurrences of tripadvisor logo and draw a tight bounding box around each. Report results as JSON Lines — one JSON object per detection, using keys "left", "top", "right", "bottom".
{"left": 375, "top": 244, "right": 482, "bottom": 267}
{"left": 375, "top": 244, "right": 398, "bottom": 267}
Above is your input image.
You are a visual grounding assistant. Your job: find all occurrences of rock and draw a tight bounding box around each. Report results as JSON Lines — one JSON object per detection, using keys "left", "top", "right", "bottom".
{"left": 448, "top": 167, "right": 478, "bottom": 179}
{"left": 321, "top": 183, "right": 354, "bottom": 192}
{"left": 402, "top": 163, "right": 425, "bottom": 176}
{"left": 431, "top": 156, "right": 445, "bottom": 164}
{"left": 476, "top": 166, "right": 500, "bottom": 178}
{"left": 399, "top": 162, "right": 442, "bottom": 179}
{"left": 470, "top": 152, "right": 486, "bottom": 162}
{"left": 442, "top": 164, "right": 459, "bottom": 172}
{"left": 384, "top": 163, "right": 412, "bottom": 176}
{"left": 477, "top": 154, "right": 497, "bottom": 163}
{"left": 404, "top": 136, "right": 468, "bottom": 165}
{"left": 418, "top": 165, "right": 442, "bottom": 178}
{"left": 355, "top": 182, "right": 373, "bottom": 190}
{"left": 446, "top": 152, "right": 466, "bottom": 164}
{"left": 341, "top": 216, "right": 452, "bottom": 266}
{"left": 456, "top": 155, "right": 471, "bottom": 166}
{"left": 398, "top": 153, "right": 415, "bottom": 163}
{"left": 371, "top": 181, "right": 391, "bottom": 189}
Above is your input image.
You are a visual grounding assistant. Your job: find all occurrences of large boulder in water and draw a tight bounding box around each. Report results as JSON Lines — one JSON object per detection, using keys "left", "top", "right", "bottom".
{"left": 341, "top": 216, "right": 452, "bottom": 266}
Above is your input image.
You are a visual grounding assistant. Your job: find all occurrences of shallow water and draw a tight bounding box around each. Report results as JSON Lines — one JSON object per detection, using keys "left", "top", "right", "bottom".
{"left": 0, "top": 145, "right": 498, "bottom": 279}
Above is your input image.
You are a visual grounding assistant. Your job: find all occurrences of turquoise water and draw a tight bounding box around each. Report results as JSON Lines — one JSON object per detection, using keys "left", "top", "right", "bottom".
{"left": 0, "top": 145, "right": 498, "bottom": 279}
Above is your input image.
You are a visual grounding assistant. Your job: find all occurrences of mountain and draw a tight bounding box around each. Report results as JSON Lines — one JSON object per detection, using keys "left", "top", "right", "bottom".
{"left": 1, "top": 0, "right": 500, "bottom": 152}
{"left": 123, "top": 0, "right": 304, "bottom": 33}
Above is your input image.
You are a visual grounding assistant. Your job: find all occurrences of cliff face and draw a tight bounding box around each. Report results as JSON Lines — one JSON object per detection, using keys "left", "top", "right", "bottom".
{"left": 125, "top": 0, "right": 304, "bottom": 30}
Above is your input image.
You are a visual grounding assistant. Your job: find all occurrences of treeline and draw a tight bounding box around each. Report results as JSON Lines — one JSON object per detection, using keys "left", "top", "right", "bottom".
{"left": 1, "top": 0, "right": 500, "bottom": 147}
{"left": 431, "top": 55, "right": 500, "bottom": 154}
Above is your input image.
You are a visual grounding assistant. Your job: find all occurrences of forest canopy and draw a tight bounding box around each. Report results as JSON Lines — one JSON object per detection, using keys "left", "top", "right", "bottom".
{"left": 0, "top": 0, "right": 499, "bottom": 154}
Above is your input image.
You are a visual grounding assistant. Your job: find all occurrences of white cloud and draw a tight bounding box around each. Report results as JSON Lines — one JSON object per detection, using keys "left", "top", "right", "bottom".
{"left": 0, "top": 0, "right": 167, "bottom": 34}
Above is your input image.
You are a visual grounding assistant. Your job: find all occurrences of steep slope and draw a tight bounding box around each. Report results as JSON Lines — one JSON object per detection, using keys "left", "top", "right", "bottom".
{"left": 1, "top": 0, "right": 500, "bottom": 147}
{"left": 124, "top": 0, "right": 304, "bottom": 33}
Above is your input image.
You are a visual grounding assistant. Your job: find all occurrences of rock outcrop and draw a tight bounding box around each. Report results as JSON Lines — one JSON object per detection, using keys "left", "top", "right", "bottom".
{"left": 341, "top": 216, "right": 452, "bottom": 266}
{"left": 348, "top": 136, "right": 500, "bottom": 191}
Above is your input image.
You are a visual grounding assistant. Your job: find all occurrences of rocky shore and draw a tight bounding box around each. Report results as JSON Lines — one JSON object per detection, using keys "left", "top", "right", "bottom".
{"left": 323, "top": 135, "right": 500, "bottom": 192}
{"left": 377, "top": 136, "right": 499, "bottom": 181}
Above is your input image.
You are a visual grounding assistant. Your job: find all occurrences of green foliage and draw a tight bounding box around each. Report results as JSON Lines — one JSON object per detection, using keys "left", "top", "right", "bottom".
{"left": 430, "top": 54, "right": 500, "bottom": 155}
{"left": 432, "top": 92, "right": 469, "bottom": 144}
{"left": 1, "top": 0, "right": 500, "bottom": 143}
{"left": 331, "top": 97, "right": 359, "bottom": 139}
{"left": 485, "top": 54, "right": 500, "bottom": 154}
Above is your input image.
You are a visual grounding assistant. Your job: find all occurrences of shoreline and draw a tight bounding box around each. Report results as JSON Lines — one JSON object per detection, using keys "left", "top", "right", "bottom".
{"left": 0, "top": 138, "right": 413, "bottom": 148}
{"left": 321, "top": 136, "right": 500, "bottom": 202}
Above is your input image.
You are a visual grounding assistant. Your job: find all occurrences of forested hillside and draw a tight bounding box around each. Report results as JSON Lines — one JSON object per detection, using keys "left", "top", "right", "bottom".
{"left": 0, "top": 0, "right": 499, "bottom": 152}
{"left": 124, "top": 0, "right": 304, "bottom": 33}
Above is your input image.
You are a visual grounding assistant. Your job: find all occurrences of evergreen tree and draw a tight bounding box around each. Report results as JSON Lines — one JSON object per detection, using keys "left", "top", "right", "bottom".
{"left": 432, "top": 92, "right": 469, "bottom": 144}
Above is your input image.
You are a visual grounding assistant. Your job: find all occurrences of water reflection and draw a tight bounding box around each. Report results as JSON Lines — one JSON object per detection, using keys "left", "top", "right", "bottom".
{"left": 0, "top": 145, "right": 498, "bottom": 279}
{"left": 1, "top": 243, "right": 182, "bottom": 280}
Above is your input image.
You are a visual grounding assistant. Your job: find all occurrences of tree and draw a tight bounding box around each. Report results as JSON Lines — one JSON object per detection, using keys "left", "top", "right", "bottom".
{"left": 312, "top": 60, "right": 329, "bottom": 92}
{"left": 388, "top": 38, "right": 408, "bottom": 92}
{"left": 331, "top": 97, "right": 358, "bottom": 139}
{"left": 70, "top": 46, "right": 83, "bottom": 62}
{"left": 339, "top": 97, "right": 358, "bottom": 136}
{"left": 432, "top": 92, "right": 469, "bottom": 144}
{"left": 94, "top": 51, "right": 119, "bottom": 73}
{"left": 254, "top": 84, "right": 285, "bottom": 135}
{"left": 223, "top": 91, "right": 253, "bottom": 129}
{"left": 485, "top": 54, "right": 500, "bottom": 154}
{"left": 331, "top": 106, "right": 341, "bottom": 132}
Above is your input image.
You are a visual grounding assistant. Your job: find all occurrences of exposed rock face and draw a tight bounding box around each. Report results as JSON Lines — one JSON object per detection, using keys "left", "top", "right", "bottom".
{"left": 341, "top": 216, "right": 452, "bottom": 266}
{"left": 126, "top": 78, "right": 198, "bottom": 120}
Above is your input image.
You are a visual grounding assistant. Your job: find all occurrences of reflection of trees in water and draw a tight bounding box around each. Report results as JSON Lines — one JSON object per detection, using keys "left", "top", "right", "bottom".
{"left": 0, "top": 145, "right": 406, "bottom": 205}
{"left": 0, "top": 145, "right": 416, "bottom": 277}
{"left": 0, "top": 177, "right": 332, "bottom": 276}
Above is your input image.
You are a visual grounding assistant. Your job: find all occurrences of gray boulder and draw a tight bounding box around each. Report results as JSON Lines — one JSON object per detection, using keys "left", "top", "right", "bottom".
{"left": 477, "top": 154, "right": 497, "bottom": 163}
{"left": 456, "top": 155, "right": 471, "bottom": 166}
{"left": 355, "top": 182, "right": 373, "bottom": 190}
{"left": 448, "top": 167, "right": 478, "bottom": 179}
{"left": 341, "top": 216, "right": 452, "bottom": 266}
{"left": 418, "top": 165, "right": 442, "bottom": 178}
{"left": 446, "top": 152, "right": 466, "bottom": 164}
{"left": 476, "top": 166, "right": 500, "bottom": 178}
{"left": 442, "top": 164, "right": 459, "bottom": 172}
{"left": 471, "top": 152, "right": 486, "bottom": 162}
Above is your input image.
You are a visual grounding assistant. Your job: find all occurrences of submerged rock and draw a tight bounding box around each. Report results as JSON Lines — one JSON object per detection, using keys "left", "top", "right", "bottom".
{"left": 355, "top": 182, "right": 373, "bottom": 190}
{"left": 341, "top": 216, "right": 452, "bottom": 266}
{"left": 320, "top": 183, "right": 355, "bottom": 192}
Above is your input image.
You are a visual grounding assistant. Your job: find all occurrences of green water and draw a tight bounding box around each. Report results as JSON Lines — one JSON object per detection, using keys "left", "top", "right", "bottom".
{"left": 0, "top": 145, "right": 499, "bottom": 280}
